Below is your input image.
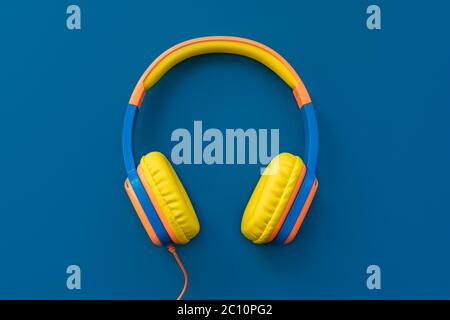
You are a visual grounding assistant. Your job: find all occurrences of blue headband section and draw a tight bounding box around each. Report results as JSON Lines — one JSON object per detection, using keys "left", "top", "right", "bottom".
{"left": 122, "top": 104, "right": 172, "bottom": 245}
{"left": 272, "top": 102, "right": 318, "bottom": 244}
{"left": 302, "top": 103, "right": 319, "bottom": 173}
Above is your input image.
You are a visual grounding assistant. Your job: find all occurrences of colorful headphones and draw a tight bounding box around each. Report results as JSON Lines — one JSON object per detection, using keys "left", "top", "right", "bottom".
{"left": 122, "top": 36, "right": 319, "bottom": 298}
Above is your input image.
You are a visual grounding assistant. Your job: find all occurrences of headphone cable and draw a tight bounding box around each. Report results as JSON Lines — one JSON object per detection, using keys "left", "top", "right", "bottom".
{"left": 167, "top": 244, "right": 188, "bottom": 300}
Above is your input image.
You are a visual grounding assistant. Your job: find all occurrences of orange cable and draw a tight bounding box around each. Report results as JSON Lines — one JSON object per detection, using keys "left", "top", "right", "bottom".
{"left": 167, "top": 244, "right": 188, "bottom": 300}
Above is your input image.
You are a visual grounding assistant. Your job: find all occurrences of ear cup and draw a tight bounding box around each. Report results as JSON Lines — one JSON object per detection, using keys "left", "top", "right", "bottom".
{"left": 241, "top": 153, "right": 305, "bottom": 244}
{"left": 138, "top": 152, "right": 200, "bottom": 244}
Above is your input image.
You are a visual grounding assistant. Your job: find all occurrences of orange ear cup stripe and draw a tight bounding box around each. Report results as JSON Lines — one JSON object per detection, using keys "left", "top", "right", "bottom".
{"left": 283, "top": 178, "right": 318, "bottom": 244}
{"left": 136, "top": 165, "right": 181, "bottom": 244}
{"left": 267, "top": 165, "right": 306, "bottom": 242}
{"left": 124, "top": 179, "right": 162, "bottom": 246}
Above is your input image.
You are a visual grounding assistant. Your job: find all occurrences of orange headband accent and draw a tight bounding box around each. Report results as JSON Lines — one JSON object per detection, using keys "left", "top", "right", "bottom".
{"left": 128, "top": 36, "right": 311, "bottom": 107}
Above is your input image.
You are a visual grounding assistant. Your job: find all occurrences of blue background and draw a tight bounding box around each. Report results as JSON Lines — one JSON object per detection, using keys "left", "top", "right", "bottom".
{"left": 0, "top": 1, "right": 449, "bottom": 299}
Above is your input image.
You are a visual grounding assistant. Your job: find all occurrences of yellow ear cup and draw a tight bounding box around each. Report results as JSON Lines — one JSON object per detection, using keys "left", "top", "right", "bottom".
{"left": 241, "top": 153, "right": 305, "bottom": 244}
{"left": 139, "top": 152, "right": 200, "bottom": 244}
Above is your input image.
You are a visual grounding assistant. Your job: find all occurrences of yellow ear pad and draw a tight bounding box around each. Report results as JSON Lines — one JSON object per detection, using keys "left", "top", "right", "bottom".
{"left": 241, "top": 153, "right": 305, "bottom": 244}
{"left": 138, "top": 152, "right": 200, "bottom": 244}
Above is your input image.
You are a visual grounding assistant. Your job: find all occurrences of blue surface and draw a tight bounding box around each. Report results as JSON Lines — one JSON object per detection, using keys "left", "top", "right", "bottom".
{"left": 1, "top": 1, "right": 450, "bottom": 299}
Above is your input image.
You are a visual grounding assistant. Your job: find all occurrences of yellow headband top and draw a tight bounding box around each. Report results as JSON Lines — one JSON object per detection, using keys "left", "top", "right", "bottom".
{"left": 129, "top": 36, "right": 311, "bottom": 107}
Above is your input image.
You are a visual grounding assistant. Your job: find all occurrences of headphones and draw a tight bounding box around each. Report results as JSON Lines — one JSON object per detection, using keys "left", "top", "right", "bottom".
{"left": 122, "top": 36, "right": 319, "bottom": 299}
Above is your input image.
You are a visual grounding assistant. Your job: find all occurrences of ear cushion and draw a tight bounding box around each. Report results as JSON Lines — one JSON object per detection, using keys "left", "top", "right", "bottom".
{"left": 241, "top": 153, "right": 305, "bottom": 244}
{"left": 138, "top": 152, "right": 200, "bottom": 244}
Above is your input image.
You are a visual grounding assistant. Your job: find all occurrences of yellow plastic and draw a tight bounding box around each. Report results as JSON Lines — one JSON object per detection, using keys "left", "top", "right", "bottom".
{"left": 143, "top": 41, "right": 298, "bottom": 90}
{"left": 241, "top": 153, "right": 304, "bottom": 244}
{"left": 139, "top": 152, "right": 200, "bottom": 244}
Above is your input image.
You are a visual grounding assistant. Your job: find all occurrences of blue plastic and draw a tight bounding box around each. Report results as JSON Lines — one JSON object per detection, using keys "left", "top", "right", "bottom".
{"left": 303, "top": 103, "right": 319, "bottom": 173}
{"left": 122, "top": 104, "right": 172, "bottom": 245}
{"left": 273, "top": 172, "right": 316, "bottom": 244}
{"left": 274, "top": 102, "right": 319, "bottom": 244}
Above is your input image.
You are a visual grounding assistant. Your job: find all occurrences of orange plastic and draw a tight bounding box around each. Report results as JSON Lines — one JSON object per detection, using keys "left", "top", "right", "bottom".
{"left": 293, "top": 85, "right": 312, "bottom": 108}
{"left": 129, "top": 81, "right": 145, "bottom": 107}
{"left": 284, "top": 178, "right": 318, "bottom": 244}
{"left": 267, "top": 165, "right": 306, "bottom": 242}
{"left": 124, "top": 179, "right": 162, "bottom": 246}
{"left": 167, "top": 244, "right": 188, "bottom": 300}
{"left": 129, "top": 36, "right": 311, "bottom": 107}
{"left": 136, "top": 165, "right": 180, "bottom": 244}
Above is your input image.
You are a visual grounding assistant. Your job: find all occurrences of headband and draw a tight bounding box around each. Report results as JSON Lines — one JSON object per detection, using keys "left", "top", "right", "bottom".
{"left": 123, "top": 36, "right": 318, "bottom": 178}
